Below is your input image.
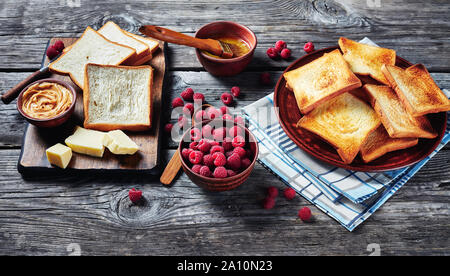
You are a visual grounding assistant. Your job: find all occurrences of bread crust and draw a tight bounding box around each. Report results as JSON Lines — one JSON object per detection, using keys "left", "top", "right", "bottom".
{"left": 83, "top": 63, "right": 153, "bottom": 132}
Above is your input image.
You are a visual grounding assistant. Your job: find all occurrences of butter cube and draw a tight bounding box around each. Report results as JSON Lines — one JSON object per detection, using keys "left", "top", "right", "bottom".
{"left": 65, "top": 126, "right": 107, "bottom": 157}
{"left": 105, "top": 130, "right": 139, "bottom": 155}
{"left": 46, "top": 143, "right": 72, "bottom": 169}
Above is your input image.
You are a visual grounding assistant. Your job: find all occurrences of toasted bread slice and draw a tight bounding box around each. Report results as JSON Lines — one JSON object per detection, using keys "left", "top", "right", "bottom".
{"left": 297, "top": 92, "right": 381, "bottom": 164}
{"left": 338, "top": 37, "right": 396, "bottom": 85}
{"left": 284, "top": 49, "right": 362, "bottom": 114}
{"left": 360, "top": 126, "right": 418, "bottom": 163}
{"left": 49, "top": 27, "right": 135, "bottom": 89}
{"left": 381, "top": 64, "right": 450, "bottom": 116}
{"left": 364, "top": 84, "right": 437, "bottom": 139}
{"left": 83, "top": 64, "right": 153, "bottom": 131}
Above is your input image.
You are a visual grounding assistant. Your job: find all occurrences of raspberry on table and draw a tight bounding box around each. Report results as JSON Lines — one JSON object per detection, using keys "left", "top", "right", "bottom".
{"left": 229, "top": 126, "right": 243, "bottom": 137}
{"left": 164, "top": 123, "right": 173, "bottom": 133}
{"left": 231, "top": 86, "right": 241, "bottom": 97}
{"left": 221, "top": 92, "right": 234, "bottom": 106}
{"left": 213, "top": 152, "right": 227, "bottom": 167}
{"left": 199, "top": 166, "right": 211, "bottom": 177}
{"left": 280, "top": 48, "right": 291, "bottom": 59}
{"left": 46, "top": 46, "right": 60, "bottom": 60}
{"left": 213, "top": 166, "right": 227, "bottom": 178}
{"left": 226, "top": 153, "right": 241, "bottom": 171}
{"left": 53, "top": 40, "right": 65, "bottom": 52}
{"left": 129, "top": 188, "right": 143, "bottom": 204}
{"left": 172, "top": 97, "right": 184, "bottom": 108}
{"left": 298, "top": 207, "right": 312, "bottom": 222}
{"left": 303, "top": 42, "right": 314, "bottom": 53}
{"left": 274, "top": 40, "right": 287, "bottom": 52}
{"left": 193, "top": 93, "right": 205, "bottom": 102}
{"left": 267, "top": 186, "right": 278, "bottom": 198}
{"left": 191, "top": 164, "right": 202, "bottom": 174}
{"left": 266, "top": 47, "right": 279, "bottom": 59}
{"left": 189, "top": 150, "right": 204, "bottom": 164}
{"left": 263, "top": 196, "right": 275, "bottom": 210}
{"left": 203, "top": 154, "right": 214, "bottom": 167}
{"left": 241, "top": 158, "right": 251, "bottom": 169}
{"left": 283, "top": 187, "right": 296, "bottom": 200}
{"left": 233, "top": 147, "right": 246, "bottom": 158}
{"left": 232, "top": 135, "right": 246, "bottom": 148}
{"left": 181, "top": 88, "right": 194, "bottom": 101}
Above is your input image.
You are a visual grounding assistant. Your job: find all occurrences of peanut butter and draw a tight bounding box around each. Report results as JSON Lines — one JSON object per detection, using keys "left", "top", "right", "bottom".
{"left": 21, "top": 82, "right": 72, "bottom": 119}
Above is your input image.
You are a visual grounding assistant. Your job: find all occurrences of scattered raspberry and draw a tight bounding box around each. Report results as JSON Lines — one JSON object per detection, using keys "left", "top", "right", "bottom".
{"left": 193, "top": 93, "right": 205, "bottom": 102}
{"left": 46, "top": 46, "right": 59, "bottom": 60}
{"left": 213, "top": 152, "right": 227, "bottom": 167}
{"left": 266, "top": 47, "right": 279, "bottom": 59}
{"left": 212, "top": 127, "right": 227, "bottom": 141}
{"left": 222, "top": 114, "right": 233, "bottom": 121}
{"left": 172, "top": 97, "right": 184, "bottom": 108}
{"left": 220, "top": 106, "right": 229, "bottom": 115}
{"left": 164, "top": 123, "right": 173, "bottom": 133}
{"left": 189, "top": 150, "right": 203, "bottom": 164}
{"left": 190, "top": 128, "right": 202, "bottom": 141}
{"left": 274, "top": 40, "right": 287, "bottom": 53}
{"left": 303, "top": 42, "right": 314, "bottom": 53}
{"left": 260, "top": 72, "right": 271, "bottom": 85}
{"left": 183, "top": 103, "right": 194, "bottom": 116}
{"left": 213, "top": 166, "right": 227, "bottom": 178}
{"left": 234, "top": 116, "right": 245, "bottom": 125}
{"left": 222, "top": 137, "right": 233, "bottom": 151}
{"left": 197, "top": 139, "right": 211, "bottom": 153}
{"left": 229, "top": 126, "right": 243, "bottom": 137}
{"left": 226, "top": 153, "right": 241, "bottom": 171}
{"left": 241, "top": 158, "right": 251, "bottom": 169}
{"left": 195, "top": 110, "right": 207, "bottom": 122}
{"left": 263, "top": 196, "right": 275, "bottom": 210}
{"left": 233, "top": 147, "right": 246, "bottom": 158}
{"left": 231, "top": 86, "right": 241, "bottom": 97}
{"left": 178, "top": 116, "right": 188, "bottom": 128}
{"left": 232, "top": 135, "right": 246, "bottom": 148}
{"left": 267, "top": 186, "right": 279, "bottom": 198}
{"left": 189, "top": 141, "right": 199, "bottom": 150}
{"left": 203, "top": 154, "right": 214, "bottom": 167}
{"left": 280, "top": 48, "right": 291, "bottom": 59}
{"left": 206, "top": 107, "right": 221, "bottom": 120}
{"left": 210, "top": 145, "right": 225, "bottom": 155}
{"left": 227, "top": 170, "right": 237, "bottom": 177}
{"left": 283, "top": 188, "right": 296, "bottom": 200}
{"left": 199, "top": 165, "right": 211, "bottom": 177}
{"left": 221, "top": 92, "right": 234, "bottom": 106}
{"left": 53, "top": 40, "right": 65, "bottom": 52}
{"left": 191, "top": 164, "right": 202, "bottom": 174}
{"left": 180, "top": 88, "right": 194, "bottom": 101}
{"left": 181, "top": 148, "right": 192, "bottom": 160}
{"left": 202, "top": 124, "right": 213, "bottom": 137}
{"left": 128, "top": 188, "right": 142, "bottom": 204}
{"left": 298, "top": 207, "right": 312, "bottom": 222}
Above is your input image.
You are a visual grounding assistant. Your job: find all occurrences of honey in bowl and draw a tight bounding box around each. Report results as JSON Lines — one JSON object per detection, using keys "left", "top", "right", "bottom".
{"left": 202, "top": 37, "right": 251, "bottom": 59}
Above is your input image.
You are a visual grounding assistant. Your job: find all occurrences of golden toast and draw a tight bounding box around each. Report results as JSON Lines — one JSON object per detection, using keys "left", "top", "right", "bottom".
{"left": 338, "top": 37, "right": 396, "bottom": 85}
{"left": 363, "top": 84, "right": 437, "bottom": 139}
{"left": 360, "top": 126, "right": 418, "bottom": 163}
{"left": 284, "top": 49, "right": 362, "bottom": 114}
{"left": 381, "top": 64, "right": 450, "bottom": 116}
{"left": 297, "top": 92, "right": 381, "bottom": 164}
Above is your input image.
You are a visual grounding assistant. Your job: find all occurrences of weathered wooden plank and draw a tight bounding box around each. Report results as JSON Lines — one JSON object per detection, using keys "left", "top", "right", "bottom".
{"left": 0, "top": 149, "right": 448, "bottom": 255}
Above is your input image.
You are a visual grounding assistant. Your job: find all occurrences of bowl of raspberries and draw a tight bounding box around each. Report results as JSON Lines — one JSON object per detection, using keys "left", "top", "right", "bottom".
{"left": 179, "top": 118, "right": 258, "bottom": 191}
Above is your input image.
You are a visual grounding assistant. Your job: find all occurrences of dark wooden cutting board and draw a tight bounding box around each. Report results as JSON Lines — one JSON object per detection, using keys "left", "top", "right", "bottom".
{"left": 18, "top": 37, "right": 166, "bottom": 175}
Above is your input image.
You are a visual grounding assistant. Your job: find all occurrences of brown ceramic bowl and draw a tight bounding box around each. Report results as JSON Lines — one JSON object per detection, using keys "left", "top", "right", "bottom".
{"left": 195, "top": 21, "right": 257, "bottom": 76}
{"left": 179, "top": 118, "right": 259, "bottom": 191}
{"left": 17, "top": 78, "right": 77, "bottom": 128}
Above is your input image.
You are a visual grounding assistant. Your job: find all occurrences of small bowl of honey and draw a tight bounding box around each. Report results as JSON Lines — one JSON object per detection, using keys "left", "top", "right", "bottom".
{"left": 195, "top": 21, "right": 257, "bottom": 76}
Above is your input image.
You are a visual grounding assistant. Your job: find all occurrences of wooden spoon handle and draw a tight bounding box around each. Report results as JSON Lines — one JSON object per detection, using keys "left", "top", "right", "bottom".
{"left": 160, "top": 149, "right": 182, "bottom": 185}
{"left": 1, "top": 67, "right": 49, "bottom": 104}
{"left": 139, "top": 25, "right": 223, "bottom": 56}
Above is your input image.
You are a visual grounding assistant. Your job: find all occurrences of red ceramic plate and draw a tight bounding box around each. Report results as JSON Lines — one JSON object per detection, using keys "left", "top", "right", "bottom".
{"left": 274, "top": 46, "right": 447, "bottom": 172}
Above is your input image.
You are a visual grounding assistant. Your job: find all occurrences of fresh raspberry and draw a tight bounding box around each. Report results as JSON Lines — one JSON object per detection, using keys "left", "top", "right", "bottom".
{"left": 260, "top": 72, "right": 271, "bottom": 85}
{"left": 303, "top": 42, "right": 314, "bottom": 53}
{"left": 298, "top": 207, "right": 312, "bottom": 222}
{"left": 191, "top": 164, "right": 202, "bottom": 174}
{"left": 222, "top": 114, "right": 233, "bottom": 121}
{"left": 203, "top": 154, "right": 214, "bottom": 167}
{"left": 263, "top": 196, "right": 275, "bottom": 210}
{"left": 267, "top": 186, "right": 279, "bottom": 198}
{"left": 181, "top": 148, "right": 192, "bottom": 160}
{"left": 220, "top": 106, "right": 229, "bottom": 114}
{"left": 229, "top": 126, "right": 243, "bottom": 137}
{"left": 266, "top": 47, "right": 279, "bottom": 59}
{"left": 212, "top": 127, "right": 227, "bottom": 141}
{"left": 232, "top": 135, "right": 246, "bottom": 148}
{"left": 202, "top": 124, "right": 213, "bottom": 138}
{"left": 183, "top": 103, "right": 194, "bottom": 116}
{"left": 234, "top": 116, "right": 245, "bottom": 125}
{"left": 213, "top": 152, "right": 226, "bottom": 167}
{"left": 283, "top": 187, "right": 296, "bottom": 200}
{"left": 210, "top": 145, "right": 225, "bottom": 155}
{"left": 46, "top": 46, "right": 60, "bottom": 60}
{"left": 180, "top": 88, "right": 194, "bottom": 101}
{"left": 227, "top": 170, "right": 237, "bottom": 177}
{"left": 231, "top": 86, "right": 241, "bottom": 97}
{"left": 189, "top": 150, "right": 203, "bottom": 164}
{"left": 213, "top": 166, "right": 227, "bottom": 178}
{"left": 199, "top": 166, "right": 211, "bottom": 177}
{"left": 280, "top": 48, "right": 291, "bottom": 59}
{"left": 274, "top": 40, "right": 287, "bottom": 52}
{"left": 241, "top": 158, "right": 251, "bottom": 169}
{"left": 222, "top": 137, "right": 233, "bottom": 151}
{"left": 195, "top": 110, "right": 207, "bottom": 122}
{"left": 178, "top": 116, "right": 188, "bottom": 128}
{"left": 193, "top": 93, "right": 205, "bottom": 102}
{"left": 128, "top": 188, "right": 142, "bottom": 204}
{"left": 233, "top": 147, "right": 246, "bottom": 158}
{"left": 172, "top": 97, "right": 184, "bottom": 108}
{"left": 225, "top": 151, "right": 234, "bottom": 158}
{"left": 190, "top": 128, "right": 202, "bottom": 141}
{"left": 189, "top": 141, "right": 199, "bottom": 150}
{"left": 197, "top": 139, "right": 211, "bottom": 153}
{"left": 53, "top": 40, "right": 65, "bottom": 52}
{"left": 221, "top": 92, "right": 234, "bottom": 106}
{"left": 164, "top": 123, "right": 173, "bottom": 133}
{"left": 226, "top": 153, "right": 241, "bottom": 171}
{"left": 206, "top": 107, "right": 221, "bottom": 120}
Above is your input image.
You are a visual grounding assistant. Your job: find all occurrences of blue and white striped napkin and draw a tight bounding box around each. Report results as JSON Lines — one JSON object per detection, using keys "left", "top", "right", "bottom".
{"left": 242, "top": 38, "right": 449, "bottom": 231}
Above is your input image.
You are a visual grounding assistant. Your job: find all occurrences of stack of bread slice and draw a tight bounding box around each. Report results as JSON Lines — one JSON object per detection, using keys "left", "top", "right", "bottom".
{"left": 284, "top": 37, "right": 450, "bottom": 164}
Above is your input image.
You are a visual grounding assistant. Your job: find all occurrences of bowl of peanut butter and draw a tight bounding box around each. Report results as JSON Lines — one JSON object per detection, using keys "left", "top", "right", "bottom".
{"left": 17, "top": 79, "right": 77, "bottom": 128}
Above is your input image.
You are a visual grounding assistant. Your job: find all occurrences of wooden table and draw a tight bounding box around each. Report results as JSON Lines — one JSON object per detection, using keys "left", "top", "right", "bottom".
{"left": 0, "top": 0, "right": 448, "bottom": 256}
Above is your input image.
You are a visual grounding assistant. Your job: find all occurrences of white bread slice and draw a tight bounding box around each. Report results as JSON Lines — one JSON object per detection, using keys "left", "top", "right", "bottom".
{"left": 360, "top": 125, "right": 418, "bottom": 163}
{"left": 338, "top": 37, "right": 396, "bottom": 85}
{"left": 297, "top": 92, "right": 381, "bottom": 164}
{"left": 381, "top": 64, "right": 450, "bottom": 116}
{"left": 49, "top": 27, "right": 135, "bottom": 89}
{"left": 83, "top": 64, "right": 153, "bottom": 131}
{"left": 363, "top": 84, "right": 437, "bottom": 139}
{"left": 284, "top": 49, "right": 362, "bottom": 114}
{"left": 124, "top": 30, "right": 159, "bottom": 55}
